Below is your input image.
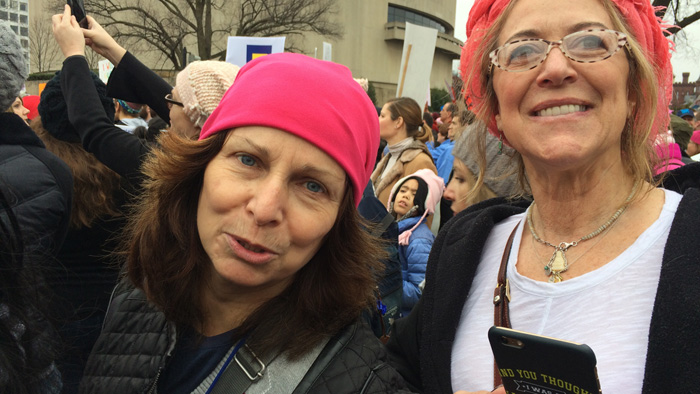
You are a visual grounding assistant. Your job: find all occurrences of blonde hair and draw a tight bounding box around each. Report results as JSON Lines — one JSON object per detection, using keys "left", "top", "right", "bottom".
{"left": 464, "top": 0, "right": 660, "bottom": 197}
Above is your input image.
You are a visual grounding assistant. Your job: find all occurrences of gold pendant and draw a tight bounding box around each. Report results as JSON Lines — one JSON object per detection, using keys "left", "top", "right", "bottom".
{"left": 549, "top": 249, "right": 567, "bottom": 272}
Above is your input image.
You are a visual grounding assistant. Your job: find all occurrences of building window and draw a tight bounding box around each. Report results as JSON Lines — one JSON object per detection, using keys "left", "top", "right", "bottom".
{"left": 19, "top": 2, "right": 26, "bottom": 12}
{"left": 0, "top": 1, "right": 6, "bottom": 7}
{"left": 10, "top": 24, "right": 17, "bottom": 33}
{"left": 387, "top": 5, "right": 447, "bottom": 34}
{"left": 20, "top": 26, "right": 27, "bottom": 36}
{"left": 21, "top": 38, "right": 27, "bottom": 48}
{"left": 10, "top": 12, "right": 17, "bottom": 22}
{"left": 19, "top": 14, "right": 26, "bottom": 23}
{"left": 0, "top": 11, "right": 7, "bottom": 20}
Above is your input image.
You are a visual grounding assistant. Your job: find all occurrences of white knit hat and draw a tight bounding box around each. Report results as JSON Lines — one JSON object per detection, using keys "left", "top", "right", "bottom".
{"left": 0, "top": 21, "right": 26, "bottom": 111}
{"left": 175, "top": 60, "right": 240, "bottom": 128}
{"left": 387, "top": 169, "right": 445, "bottom": 245}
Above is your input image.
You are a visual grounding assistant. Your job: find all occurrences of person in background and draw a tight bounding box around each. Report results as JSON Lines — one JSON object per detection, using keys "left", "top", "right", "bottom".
{"left": 7, "top": 96, "right": 30, "bottom": 123}
{"left": 0, "top": 21, "right": 73, "bottom": 260}
{"left": 443, "top": 121, "right": 519, "bottom": 215}
{"left": 79, "top": 52, "right": 415, "bottom": 394}
{"left": 687, "top": 130, "right": 700, "bottom": 161}
{"left": 386, "top": 169, "right": 444, "bottom": 317}
{"left": 113, "top": 99, "right": 148, "bottom": 133}
{"left": 387, "top": 0, "right": 700, "bottom": 392}
{"left": 33, "top": 70, "right": 127, "bottom": 394}
{"left": 52, "top": 6, "right": 239, "bottom": 190}
{"left": 0, "top": 20, "right": 69, "bottom": 394}
{"left": 372, "top": 97, "right": 438, "bottom": 206}
{"left": 677, "top": 108, "right": 695, "bottom": 128}
{"left": 669, "top": 113, "right": 695, "bottom": 164}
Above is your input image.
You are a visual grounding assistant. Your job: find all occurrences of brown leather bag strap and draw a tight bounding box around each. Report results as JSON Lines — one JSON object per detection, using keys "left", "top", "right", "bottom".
{"left": 493, "top": 223, "right": 519, "bottom": 388}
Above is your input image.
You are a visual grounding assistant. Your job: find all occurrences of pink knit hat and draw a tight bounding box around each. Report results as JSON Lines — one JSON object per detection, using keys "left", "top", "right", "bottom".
{"left": 387, "top": 169, "right": 445, "bottom": 246}
{"left": 460, "top": 0, "right": 674, "bottom": 141}
{"left": 176, "top": 60, "right": 240, "bottom": 128}
{"left": 199, "top": 53, "right": 379, "bottom": 206}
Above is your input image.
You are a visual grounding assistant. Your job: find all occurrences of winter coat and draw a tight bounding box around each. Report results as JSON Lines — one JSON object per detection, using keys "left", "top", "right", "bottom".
{"left": 80, "top": 283, "right": 415, "bottom": 394}
{"left": 61, "top": 54, "right": 170, "bottom": 189}
{"left": 397, "top": 216, "right": 434, "bottom": 317}
{"left": 0, "top": 112, "right": 72, "bottom": 256}
{"left": 371, "top": 140, "right": 437, "bottom": 208}
{"left": 433, "top": 139, "right": 454, "bottom": 184}
{"left": 386, "top": 162, "right": 700, "bottom": 393}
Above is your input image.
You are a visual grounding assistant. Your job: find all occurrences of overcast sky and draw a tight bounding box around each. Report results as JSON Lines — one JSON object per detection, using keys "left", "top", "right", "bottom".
{"left": 453, "top": 0, "right": 700, "bottom": 82}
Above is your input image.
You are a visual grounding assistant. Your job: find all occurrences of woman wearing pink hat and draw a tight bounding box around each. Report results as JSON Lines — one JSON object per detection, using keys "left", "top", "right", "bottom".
{"left": 78, "top": 52, "right": 414, "bottom": 394}
{"left": 387, "top": 0, "right": 700, "bottom": 392}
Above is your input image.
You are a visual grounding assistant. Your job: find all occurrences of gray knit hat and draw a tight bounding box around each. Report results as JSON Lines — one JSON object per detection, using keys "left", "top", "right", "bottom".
{"left": 0, "top": 21, "right": 27, "bottom": 111}
{"left": 452, "top": 121, "right": 520, "bottom": 197}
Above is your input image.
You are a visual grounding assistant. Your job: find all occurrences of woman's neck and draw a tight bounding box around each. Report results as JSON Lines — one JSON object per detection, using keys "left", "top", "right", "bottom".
{"left": 527, "top": 163, "right": 638, "bottom": 241}
{"left": 387, "top": 137, "right": 415, "bottom": 155}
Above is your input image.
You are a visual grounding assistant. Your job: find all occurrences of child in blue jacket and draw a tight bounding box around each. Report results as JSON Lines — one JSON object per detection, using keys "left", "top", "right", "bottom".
{"left": 387, "top": 169, "right": 444, "bottom": 317}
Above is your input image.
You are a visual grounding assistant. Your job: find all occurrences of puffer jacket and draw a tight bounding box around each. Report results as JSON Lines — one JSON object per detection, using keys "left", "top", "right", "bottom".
{"left": 397, "top": 216, "right": 434, "bottom": 317}
{"left": 0, "top": 113, "right": 72, "bottom": 256}
{"left": 80, "top": 283, "right": 416, "bottom": 394}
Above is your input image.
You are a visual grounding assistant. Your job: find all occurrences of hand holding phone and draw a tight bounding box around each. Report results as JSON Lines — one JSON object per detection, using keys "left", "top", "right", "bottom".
{"left": 488, "top": 326, "right": 601, "bottom": 394}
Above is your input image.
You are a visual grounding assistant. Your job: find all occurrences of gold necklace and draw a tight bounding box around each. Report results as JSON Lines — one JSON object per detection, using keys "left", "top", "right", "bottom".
{"left": 526, "top": 180, "right": 640, "bottom": 283}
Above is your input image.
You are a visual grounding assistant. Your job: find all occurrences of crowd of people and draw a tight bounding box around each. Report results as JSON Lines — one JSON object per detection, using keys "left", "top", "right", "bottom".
{"left": 1, "top": 0, "right": 699, "bottom": 392}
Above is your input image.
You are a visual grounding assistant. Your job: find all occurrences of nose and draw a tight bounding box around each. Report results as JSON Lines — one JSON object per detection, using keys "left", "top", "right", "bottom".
{"left": 443, "top": 186, "right": 455, "bottom": 201}
{"left": 536, "top": 47, "right": 578, "bottom": 87}
{"left": 246, "top": 176, "right": 285, "bottom": 226}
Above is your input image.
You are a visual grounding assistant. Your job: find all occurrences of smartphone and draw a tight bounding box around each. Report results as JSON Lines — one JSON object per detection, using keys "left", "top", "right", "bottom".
{"left": 488, "top": 326, "right": 601, "bottom": 394}
{"left": 67, "top": 0, "right": 88, "bottom": 29}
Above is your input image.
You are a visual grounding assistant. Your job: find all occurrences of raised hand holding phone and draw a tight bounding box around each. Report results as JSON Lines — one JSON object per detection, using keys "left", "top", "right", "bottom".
{"left": 67, "top": 0, "right": 88, "bottom": 28}
{"left": 51, "top": 5, "right": 85, "bottom": 58}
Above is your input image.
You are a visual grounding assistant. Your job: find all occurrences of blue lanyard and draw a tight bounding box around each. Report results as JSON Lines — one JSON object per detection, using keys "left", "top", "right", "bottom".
{"left": 204, "top": 336, "right": 248, "bottom": 394}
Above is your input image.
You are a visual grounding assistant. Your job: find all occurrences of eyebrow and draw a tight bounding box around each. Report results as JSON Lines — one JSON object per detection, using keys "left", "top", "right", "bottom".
{"left": 504, "top": 22, "right": 611, "bottom": 43}
{"left": 233, "top": 135, "right": 346, "bottom": 183}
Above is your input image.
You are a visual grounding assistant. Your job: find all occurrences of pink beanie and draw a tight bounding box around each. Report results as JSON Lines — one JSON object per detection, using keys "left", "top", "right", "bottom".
{"left": 199, "top": 53, "right": 379, "bottom": 206}
{"left": 691, "top": 130, "right": 700, "bottom": 146}
{"left": 460, "top": 0, "right": 674, "bottom": 141}
{"left": 387, "top": 169, "right": 445, "bottom": 246}
{"left": 176, "top": 60, "right": 240, "bottom": 129}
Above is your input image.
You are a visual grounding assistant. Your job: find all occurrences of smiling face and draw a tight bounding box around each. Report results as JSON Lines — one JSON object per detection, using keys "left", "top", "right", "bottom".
{"left": 492, "top": 0, "right": 633, "bottom": 173}
{"left": 197, "top": 126, "right": 346, "bottom": 299}
{"left": 393, "top": 178, "right": 419, "bottom": 217}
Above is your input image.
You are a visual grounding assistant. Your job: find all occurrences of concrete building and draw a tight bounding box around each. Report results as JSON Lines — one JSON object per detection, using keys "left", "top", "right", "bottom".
{"left": 28, "top": 0, "right": 462, "bottom": 104}
{"left": 1, "top": 0, "right": 30, "bottom": 73}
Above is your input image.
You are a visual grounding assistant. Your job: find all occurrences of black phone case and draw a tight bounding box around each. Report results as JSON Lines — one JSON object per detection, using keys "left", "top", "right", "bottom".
{"left": 488, "top": 326, "right": 601, "bottom": 394}
{"left": 67, "top": 0, "right": 88, "bottom": 28}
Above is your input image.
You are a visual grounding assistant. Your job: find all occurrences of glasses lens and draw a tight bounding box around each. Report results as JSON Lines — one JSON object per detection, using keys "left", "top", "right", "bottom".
{"left": 498, "top": 40, "right": 547, "bottom": 71}
{"left": 563, "top": 30, "right": 619, "bottom": 62}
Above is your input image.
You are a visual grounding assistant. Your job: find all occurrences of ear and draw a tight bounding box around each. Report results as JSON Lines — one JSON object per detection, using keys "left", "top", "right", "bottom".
{"left": 396, "top": 116, "right": 405, "bottom": 129}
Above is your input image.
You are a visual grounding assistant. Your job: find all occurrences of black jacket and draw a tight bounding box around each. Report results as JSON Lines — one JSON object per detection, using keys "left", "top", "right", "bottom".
{"left": 80, "top": 283, "right": 414, "bottom": 394}
{"left": 60, "top": 54, "right": 170, "bottom": 190}
{"left": 0, "top": 112, "right": 73, "bottom": 256}
{"left": 387, "top": 163, "right": 700, "bottom": 393}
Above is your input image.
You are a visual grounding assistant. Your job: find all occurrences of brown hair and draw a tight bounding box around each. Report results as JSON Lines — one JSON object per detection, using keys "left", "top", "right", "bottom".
{"left": 32, "top": 117, "right": 122, "bottom": 228}
{"left": 124, "top": 130, "right": 385, "bottom": 358}
{"left": 385, "top": 97, "right": 430, "bottom": 142}
{"left": 465, "top": 0, "right": 659, "bottom": 196}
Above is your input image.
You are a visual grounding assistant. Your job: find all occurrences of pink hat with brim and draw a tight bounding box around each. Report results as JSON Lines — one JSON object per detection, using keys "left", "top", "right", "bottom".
{"left": 199, "top": 53, "right": 379, "bottom": 206}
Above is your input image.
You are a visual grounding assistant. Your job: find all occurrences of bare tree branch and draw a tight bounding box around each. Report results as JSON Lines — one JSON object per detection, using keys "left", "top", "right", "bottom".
{"left": 29, "top": 16, "right": 59, "bottom": 73}
{"left": 82, "top": 0, "right": 341, "bottom": 70}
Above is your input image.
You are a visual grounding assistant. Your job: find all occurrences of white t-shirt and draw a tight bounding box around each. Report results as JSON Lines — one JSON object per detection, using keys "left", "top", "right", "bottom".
{"left": 451, "top": 189, "right": 682, "bottom": 393}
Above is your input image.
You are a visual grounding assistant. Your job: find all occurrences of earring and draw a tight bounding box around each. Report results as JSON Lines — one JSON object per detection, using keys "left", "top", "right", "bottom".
{"left": 498, "top": 132, "right": 504, "bottom": 155}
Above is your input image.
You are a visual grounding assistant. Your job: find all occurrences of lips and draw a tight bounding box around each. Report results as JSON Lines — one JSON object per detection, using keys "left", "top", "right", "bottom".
{"left": 226, "top": 234, "right": 276, "bottom": 264}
